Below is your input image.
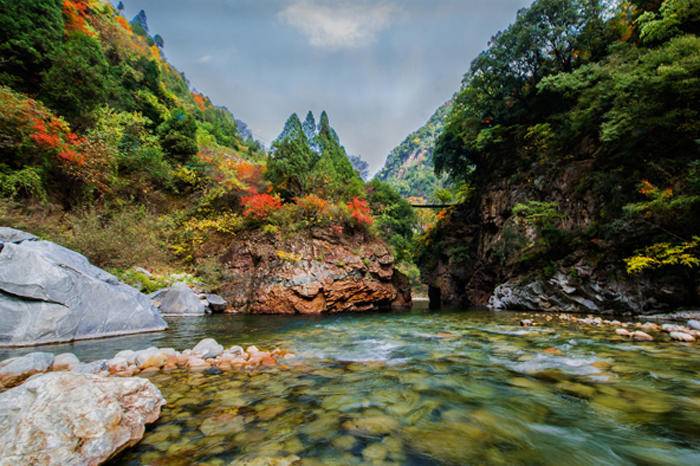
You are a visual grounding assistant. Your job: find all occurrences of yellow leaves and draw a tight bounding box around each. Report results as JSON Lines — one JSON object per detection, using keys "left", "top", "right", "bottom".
{"left": 184, "top": 212, "right": 243, "bottom": 236}
{"left": 625, "top": 237, "right": 700, "bottom": 274}
{"left": 276, "top": 250, "right": 302, "bottom": 262}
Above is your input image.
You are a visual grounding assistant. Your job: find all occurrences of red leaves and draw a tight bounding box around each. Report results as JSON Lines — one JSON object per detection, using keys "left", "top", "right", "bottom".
{"left": 29, "top": 117, "right": 86, "bottom": 166}
{"left": 241, "top": 193, "right": 283, "bottom": 220}
{"left": 347, "top": 197, "right": 373, "bottom": 226}
{"left": 63, "top": 0, "right": 93, "bottom": 35}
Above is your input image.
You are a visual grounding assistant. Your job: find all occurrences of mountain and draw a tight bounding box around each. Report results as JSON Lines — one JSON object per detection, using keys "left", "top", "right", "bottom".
{"left": 348, "top": 154, "right": 369, "bottom": 181}
{"left": 376, "top": 100, "right": 452, "bottom": 200}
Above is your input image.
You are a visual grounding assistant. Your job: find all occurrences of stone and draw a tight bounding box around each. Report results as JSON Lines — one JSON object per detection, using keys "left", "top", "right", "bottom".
{"left": 0, "top": 229, "right": 167, "bottom": 347}
{"left": 52, "top": 353, "right": 80, "bottom": 371}
{"left": 107, "top": 357, "right": 129, "bottom": 374}
{"left": 205, "top": 294, "right": 227, "bottom": 312}
{"left": 520, "top": 319, "right": 533, "bottom": 327}
{"left": 0, "top": 352, "right": 54, "bottom": 389}
{"left": 192, "top": 338, "right": 224, "bottom": 359}
{"left": 688, "top": 320, "right": 700, "bottom": 331}
{"left": 669, "top": 331, "right": 695, "bottom": 342}
{"left": 615, "top": 328, "right": 631, "bottom": 337}
{"left": 661, "top": 323, "right": 686, "bottom": 333}
{"left": 631, "top": 331, "right": 654, "bottom": 342}
{"left": 227, "top": 345, "right": 246, "bottom": 358}
{"left": 73, "top": 360, "right": 109, "bottom": 375}
{"left": 186, "top": 356, "right": 209, "bottom": 369}
{"left": 114, "top": 349, "right": 137, "bottom": 365}
{"left": 151, "top": 282, "right": 207, "bottom": 315}
{"left": 229, "top": 455, "right": 300, "bottom": 466}
{"left": 0, "top": 372, "right": 164, "bottom": 466}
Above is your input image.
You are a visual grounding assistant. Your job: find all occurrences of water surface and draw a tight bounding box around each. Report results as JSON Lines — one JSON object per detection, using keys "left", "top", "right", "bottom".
{"left": 5, "top": 308, "right": 700, "bottom": 465}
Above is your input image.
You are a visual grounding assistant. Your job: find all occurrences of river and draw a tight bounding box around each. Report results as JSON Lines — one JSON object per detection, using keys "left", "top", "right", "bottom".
{"left": 4, "top": 306, "right": 700, "bottom": 465}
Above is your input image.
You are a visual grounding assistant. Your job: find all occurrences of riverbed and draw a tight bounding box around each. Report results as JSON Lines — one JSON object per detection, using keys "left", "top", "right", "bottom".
{"left": 6, "top": 307, "right": 700, "bottom": 465}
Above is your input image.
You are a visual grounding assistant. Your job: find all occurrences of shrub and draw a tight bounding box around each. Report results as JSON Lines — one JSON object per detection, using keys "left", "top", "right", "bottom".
{"left": 241, "top": 192, "right": 282, "bottom": 220}
{"left": 346, "top": 196, "right": 374, "bottom": 226}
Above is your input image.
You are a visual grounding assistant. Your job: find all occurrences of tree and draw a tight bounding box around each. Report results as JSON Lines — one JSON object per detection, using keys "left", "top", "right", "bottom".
{"left": 117, "top": 1, "right": 124, "bottom": 12}
{"left": 267, "top": 133, "right": 314, "bottom": 200}
{"left": 39, "top": 33, "right": 112, "bottom": 126}
{"left": 158, "top": 109, "right": 198, "bottom": 163}
{"left": 0, "top": 0, "right": 64, "bottom": 93}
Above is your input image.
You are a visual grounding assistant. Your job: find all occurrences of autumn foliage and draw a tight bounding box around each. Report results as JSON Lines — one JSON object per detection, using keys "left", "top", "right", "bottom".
{"left": 63, "top": 0, "right": 94, "bottom": 36}
{"left": 347, "top": 197, "right": 373, "bottom": 226}
{"left": 241, "top": 193, "right": 283, "bottom": 219}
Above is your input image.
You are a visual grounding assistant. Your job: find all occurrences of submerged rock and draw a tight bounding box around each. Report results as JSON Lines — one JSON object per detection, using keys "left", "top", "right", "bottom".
{"left": 669, "top": 331, "right": 695, "bottom": 342}
{"left": 192, "top": 338, "right": 224, "bottom": 359}
{"left": 0, "top": 227, "right": 167, "bottom": 347}
{"left": 151, "top": 282, "right": 207, "bottom": 315}
{"left": 0, "top": 372, "right": 165, "bottom": 465}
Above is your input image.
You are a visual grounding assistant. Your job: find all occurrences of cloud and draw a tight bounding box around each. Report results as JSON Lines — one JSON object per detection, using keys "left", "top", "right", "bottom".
{"left": 197, "top": 54, "right": 213, "bottom": 64}
{"left": 279, "top": 0, "right": 397, "bottom": 50}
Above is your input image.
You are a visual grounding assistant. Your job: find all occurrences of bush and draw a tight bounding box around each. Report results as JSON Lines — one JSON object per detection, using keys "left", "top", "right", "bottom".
{"left": 241, "top": 192, "right": 283, "bottom": 220}
{"left": 61, "top": 205, "right": 171, "bottom": 269}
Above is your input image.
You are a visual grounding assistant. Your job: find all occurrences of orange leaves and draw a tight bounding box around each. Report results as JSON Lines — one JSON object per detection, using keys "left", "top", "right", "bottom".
{"left": 29, "top": 116, "right": 86, "bottom": 166}
{"left": 241, "top": 193, "right": 283, "bottom": 220}
{"left": 192, "top": 92, "right": 207, "bottom": 111}
{"left": 63, "top": 0, "right": 94, "bottom": 36}
{"left": 347, "top": 197, "right": 374, "bottom": 226}
{"left": 115, "top": 15, "right": 131, "bottom": 32}
{"left": 294, "top": 194, "right": 329, "bottom": 215}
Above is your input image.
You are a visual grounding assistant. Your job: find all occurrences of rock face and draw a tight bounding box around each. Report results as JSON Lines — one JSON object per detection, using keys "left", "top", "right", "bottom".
{"left": 0, "top": 372, "right": 165, "bottom": 466}
{"left": 418, "top": 167, "right": 697, "bottom": 315}
{"left": 215, "top": 229, "right": 411, "bottom": 314}
{"left": 0, "top": 227, "right": 167, "bottom": 347}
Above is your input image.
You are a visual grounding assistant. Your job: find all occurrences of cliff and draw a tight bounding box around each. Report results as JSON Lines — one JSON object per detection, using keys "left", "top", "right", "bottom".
{"left": 213, "top": 229, "right": 410, "bottom": 314}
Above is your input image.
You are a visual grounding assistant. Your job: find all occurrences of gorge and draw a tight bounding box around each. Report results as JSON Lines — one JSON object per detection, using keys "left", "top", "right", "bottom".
{"left": 0, "top": 0, "right": 699, "bottom": 465}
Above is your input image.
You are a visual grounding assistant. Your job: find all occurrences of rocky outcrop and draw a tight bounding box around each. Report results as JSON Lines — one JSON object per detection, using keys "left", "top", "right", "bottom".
{"left": 0, "top": 372, "right": 165, "bottom": 466}
{"left": 419, "top": 161, "right": 697, "bottom": 315}
{"left": 0, "top": 227, "right": 167, "bottom": 347}
{"left": 216, "top": 229, "right": 411, "bottom": 314}
{"left": 150, "top": 282, "right": 208, "bottom": 315}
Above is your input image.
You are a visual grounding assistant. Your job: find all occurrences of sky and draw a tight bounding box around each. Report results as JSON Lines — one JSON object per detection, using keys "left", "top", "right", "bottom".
{"left": 119, "top": 0, "right": 531, "bottom": 175}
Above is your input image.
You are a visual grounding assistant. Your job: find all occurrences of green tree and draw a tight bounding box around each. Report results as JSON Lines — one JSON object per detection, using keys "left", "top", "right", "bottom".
{"left": 0, "top": 0, "right": 64, "bottom": 93}
{"left": 267, "top": 117, "right": 314, "bottom": 199}
{"left": 158, "top": 109, "right": 198, "bottom": 163}
{"left": 40, "top": 33, "right": 112, "bottom": 125}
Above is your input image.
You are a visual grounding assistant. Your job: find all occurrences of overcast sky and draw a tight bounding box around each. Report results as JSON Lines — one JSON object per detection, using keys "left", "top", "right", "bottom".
{"left": 119, "top": 0, "right": 531, "bottom": 174}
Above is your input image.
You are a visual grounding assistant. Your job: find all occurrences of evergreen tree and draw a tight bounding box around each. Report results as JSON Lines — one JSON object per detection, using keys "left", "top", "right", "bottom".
{"left": 0, "top": 0, "right": 64, "bottom": 93}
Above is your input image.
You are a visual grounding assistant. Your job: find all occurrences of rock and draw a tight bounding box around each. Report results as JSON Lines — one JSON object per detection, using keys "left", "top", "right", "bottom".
{"left": 0, "top": 228, "right": 167, "bottom": 347}
{"left": 520, "top": 319, "right": 533, "bottom": 327}
{"left": 74, "top": 360, "right": 108, "bottom": 375}
{"left": 52, "top": 353, "right": 80, "bottom": 371}
{"left": 669, "top": 331, "right": 695, "bottom": 342}
{"left": 151, "top": 282, "right": 207, "bottom": 315}
{"left": 688, "top": 320, "right": 700, "bottom": 331}
{"left": 615, "top": 328, "right": 631, "bottom": 337}
{"left": 227, "top": 345, "right": 246, "bottom": 358}
{"left": 218, "top": 229, "right": 411, "bottom": 314}
{"left": 205, "top": 293, "right": 227, "bottom": 312}
{"left": 114, "top": 349, "right": 137, "bottom": 365}
{"left": 107, "top": 357, "right": 129, "bottom": 374}
{"left": 0, "top": 372, "right": 164, "bottom": 465}
{"left": 0, "top": 352, "right": 54, "bottom": 389}
{"left": 192, "top": 338, "right": 224, "bottom": 359}
{"left": 631, "top": 331, "right": 654, "bottom": 342}
{"left": 662, "top": 323, "right": 686, "bottom": 333}
{"left": 186, "top": 356, "right": 209, "bottom": 369}
{"left": 230, "top": 455, "right": 300, "bottom": 466}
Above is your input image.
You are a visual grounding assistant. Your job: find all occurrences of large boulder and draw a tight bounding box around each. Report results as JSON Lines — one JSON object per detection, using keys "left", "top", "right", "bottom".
{"left": 0, "top": 227, "right": 167, "bottom": 347}
{"left": 0, "top": 372, "right": 165, "bottom": 465}
{"left": 150, "top": 282, "right": 207, "bottom": 315}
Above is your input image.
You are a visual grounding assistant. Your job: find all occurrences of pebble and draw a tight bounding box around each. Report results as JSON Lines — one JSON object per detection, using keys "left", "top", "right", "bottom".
{"left": 631, "top": 331, "right": 654, "bottom": 342}
{"left": 520, "top": 319, "right": 533, "bottom": 327}
{"left": 669, "top": 332, "right": 695, "bottom": 342}
{"left": 615, "top": 328, "right": 631, "bottom": 337}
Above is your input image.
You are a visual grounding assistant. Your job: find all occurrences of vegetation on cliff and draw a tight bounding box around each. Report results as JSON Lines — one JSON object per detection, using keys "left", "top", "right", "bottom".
{"left": 420, "top": 0, "right": 699, "bottom": 306}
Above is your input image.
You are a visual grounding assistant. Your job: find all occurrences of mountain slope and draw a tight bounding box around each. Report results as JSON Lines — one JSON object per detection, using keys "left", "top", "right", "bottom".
{"left": 376, "top": 100, "right": 452, "bottom": 200}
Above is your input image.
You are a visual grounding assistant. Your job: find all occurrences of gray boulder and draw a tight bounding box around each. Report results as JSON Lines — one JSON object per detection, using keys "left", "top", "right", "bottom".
{"left": 0, "top": 372, "right": 165, "bottom": 465}
{"left": 0, "top": 352, "right": 54, "bottom": 389}
{"left": 192, "top": 338, "right": 224, "bottom": 359}
{"left": 205, "top": 293, "right": 227, "bottom": 312}
{"left": 151, "top": 282, "right": 207, "bottom": 315}
{"left": 0, "top": 227, "right": 167, "bottom": 347}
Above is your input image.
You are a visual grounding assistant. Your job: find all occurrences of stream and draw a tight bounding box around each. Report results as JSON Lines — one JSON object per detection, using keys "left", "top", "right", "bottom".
{"left": 5, "top": 306, "right": 700, "bottom": 465}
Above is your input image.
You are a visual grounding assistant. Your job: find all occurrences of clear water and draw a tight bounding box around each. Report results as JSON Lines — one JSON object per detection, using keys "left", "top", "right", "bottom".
{"left": 5, "top": 307, "right": 700, "bottom": 465}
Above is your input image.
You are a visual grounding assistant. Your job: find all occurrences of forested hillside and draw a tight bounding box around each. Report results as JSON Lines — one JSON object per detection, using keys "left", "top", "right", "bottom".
{"left": 376, "top": 100, "right": 452, "bottom": 201}
{"left": 0, "top": 0, "right": 414, "bottom": 293}
{"left": 419, "top": 0, "right": 700, "bottom": 312}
